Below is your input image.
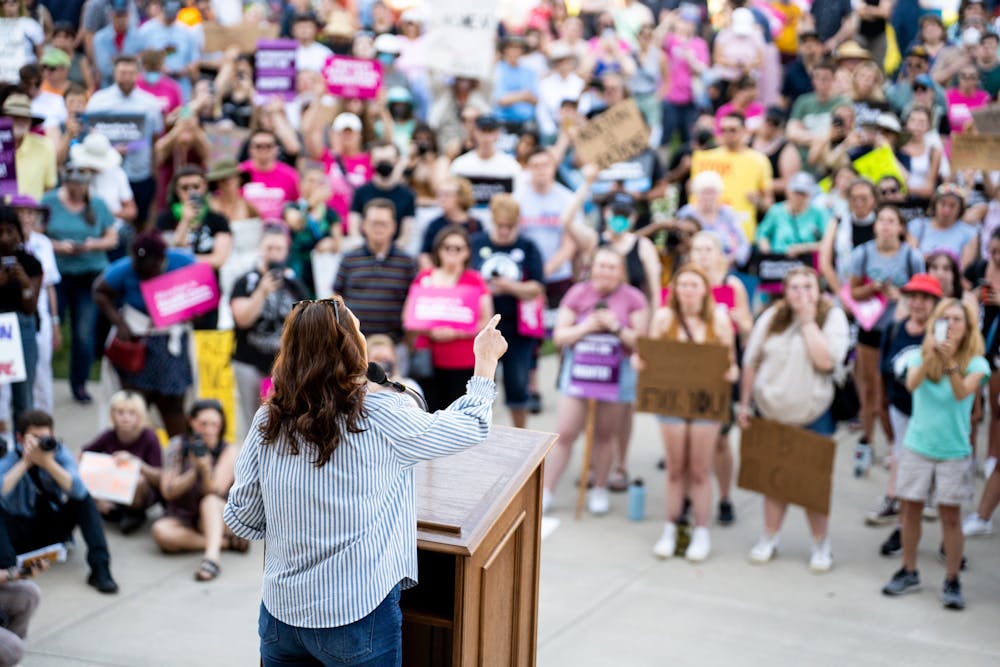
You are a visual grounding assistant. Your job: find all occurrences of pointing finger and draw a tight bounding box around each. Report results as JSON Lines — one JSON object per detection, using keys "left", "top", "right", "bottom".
{"left": 485, "top": 314, "right": 501, "bottom": 330}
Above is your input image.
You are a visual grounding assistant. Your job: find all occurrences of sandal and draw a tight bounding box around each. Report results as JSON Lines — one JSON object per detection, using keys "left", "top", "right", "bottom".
{"left": 608, "top": 470, "right": 630, "bottom": 493}
{"left": 194, "top": 559, "right": 221, "bottom": 582}
{"left": 228, "top": 536, "right": 250, "bottom": 553}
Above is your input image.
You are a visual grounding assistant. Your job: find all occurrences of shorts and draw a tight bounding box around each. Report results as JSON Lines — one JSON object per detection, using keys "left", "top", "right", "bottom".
{"left": 656, "top": 416, "right": 720, "bottom": 426}
{"left": 803, "top": 409, "right": 835, "bottom": 437}
{"left": 896, "top": 448, "right": 974, "bottom": 506}
{"left": 500, "top": 334, "right": 536, "bottom": 409}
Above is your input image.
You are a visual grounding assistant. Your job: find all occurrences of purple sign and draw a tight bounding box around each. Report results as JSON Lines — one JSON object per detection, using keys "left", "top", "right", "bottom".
{"left": 255, "top": 39, "right": 298, "bottom": 101}
{"left": 567, "top": 334, "right": 623, "bottom": 402}
{"left": 0, "top": 118, "right": 14, "bottom": 196}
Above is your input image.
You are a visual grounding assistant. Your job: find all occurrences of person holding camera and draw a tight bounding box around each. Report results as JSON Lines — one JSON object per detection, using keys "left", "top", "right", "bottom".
{"left": 0, "top": 410, "right": 118, "bottom": 594}
{"left": 151, "top": 400, "right": 241, "bottom": 583}
{"left": 230, "top": 225, "right": 309, "bottom": 436}
{"left": 0, "top": 556, "right": 44, "bottom": 667}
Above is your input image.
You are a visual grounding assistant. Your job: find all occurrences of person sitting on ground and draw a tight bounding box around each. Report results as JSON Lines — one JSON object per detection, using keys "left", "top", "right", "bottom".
{"left": 0, "top": 556, "right": 45, "bottom": 667}
{"left": 151, "top": 399, "right": 243, "bottom": 583}
{"left": 81, "top": 390, "right": 162, "bottom": 535}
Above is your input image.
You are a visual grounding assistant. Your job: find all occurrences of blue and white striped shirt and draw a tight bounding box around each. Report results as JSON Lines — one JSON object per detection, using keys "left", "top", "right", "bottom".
{"left": 223, "top": 376, "right": 496, "bottom": 628}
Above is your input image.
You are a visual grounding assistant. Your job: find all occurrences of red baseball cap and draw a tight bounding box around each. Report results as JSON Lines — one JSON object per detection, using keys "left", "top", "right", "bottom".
{"left": 901, "top": 273, "right": 943, "bottom": 298}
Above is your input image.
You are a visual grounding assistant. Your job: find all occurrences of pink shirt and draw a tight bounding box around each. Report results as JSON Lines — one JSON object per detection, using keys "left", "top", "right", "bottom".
{"left": 716, "top": 101, "right": 765, "bottom": 133}
{"left": 946, "top": 88, "right": 991, "bottom": 135}
{"left": 238, "top": 160, "right": 300, "bottom": 221}
{"left": 561, "top": 281, "right": 647, "bottom": 354}
{"left": 137, "top": 76, "right": 183, "bottom": 117}
{"left": 662, "top": 34, "right": 709, "bottom": 104}
{"left": 320, "top": 150, "right": 372, "bottom": 230}
{"left": 412, "top": 268, "right": 489, "bottom": 370}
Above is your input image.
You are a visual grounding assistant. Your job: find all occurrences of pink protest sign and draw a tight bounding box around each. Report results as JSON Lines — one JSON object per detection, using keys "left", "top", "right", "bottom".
{"left": 140, "top": 263, "right": 220, "bottom": 328}
{"left": 322, "top": 55, "right": 383, "bottom": 99}
{"left": 838, "top": 283, "right": 888, "bottom": 331}
{"left": 404, "top": 285, "right": 480, "bottom": 333}
{"left": 518, "top": 296, "right": 546, "bottom": 339}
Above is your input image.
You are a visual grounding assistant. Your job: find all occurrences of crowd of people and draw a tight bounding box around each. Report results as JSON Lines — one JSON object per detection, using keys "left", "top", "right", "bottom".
{"left": 4, "top": 0, "right": 1000, "bottom": 661}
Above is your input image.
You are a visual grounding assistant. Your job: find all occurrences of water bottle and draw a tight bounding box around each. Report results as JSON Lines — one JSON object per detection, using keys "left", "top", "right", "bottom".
{"left": 628, "top": 478, "right": 646, "bottom": 521}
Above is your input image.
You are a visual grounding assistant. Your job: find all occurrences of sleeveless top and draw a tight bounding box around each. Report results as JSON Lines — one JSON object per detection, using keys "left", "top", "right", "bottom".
{"left": 629, "top": 47, "right": 661, "bottom": 96}
{"left": 665, "top": 311, "right": 719, "bottom": 343}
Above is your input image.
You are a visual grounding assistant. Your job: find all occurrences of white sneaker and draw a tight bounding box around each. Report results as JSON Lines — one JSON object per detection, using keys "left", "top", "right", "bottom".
{"left": 809, "top": 538, "right": 834, "bottom": 573}
{"left": 748, "top": 534, "right": 779, "bottom": 564}
{"left": 587, "top": 487, "right": 610, "bottom": 515}
{"left": 984, "top": 456, "right": 998, "bottom": 479}
{"left": 962, "top": 512, "right": 993, "bottom": 537}
{"left": 685, "top": 526, "right": 711, "bottom": 562}
{"left": 542, "top": 488, "right": 554, "bottom": 515}
{"left": 652, "top": 522, "right": 677, "bottom": 559}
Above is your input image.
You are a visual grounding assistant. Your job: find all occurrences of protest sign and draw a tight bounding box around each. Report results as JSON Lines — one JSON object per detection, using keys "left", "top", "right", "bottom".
{"left": 635, "top": 338, "right": 730, "bottom": 421}
{"left": 205, "top": 123, "right": 251, "bottom": 164}
{"left": 79, "top": 452, "right": 141, "bottom": 505}
{"left": 425, "top": 0, "right": 500, "bottom": 79}
{"left": 193, "top": 330, "right": 236, "bottom": 443}
{"left": 838, "top": 282, "right": 888, "bottom": 331}
{"left": 140, "top": 263, "right": 220, "bottom": 328}
{"left": 255, "top": 39, "right": 298, "bottom": 101}
{"left": 517, "top": 296, "right": 546, "bottom": 338}
{"left": 971, "top": 104, "right": 1000, "bottom": 135}
{"left": 0, "top": 118, "right": 16, "bottom": 196}
{"left": 466, "top": 175, "right": 515, "bottom": 207}
{"left": 573, "top": 99, "right": 651, "bottom": 170}
{"left": 0, "top": 312, "right": 27, "bottom": 384}
{"left": 203, "top": 21, "right": 278, "bottom": 54}
{"left": 952, "top": 133, "right": 1000, "bottom": 171}
{"left": 404, "top": 285, "right": 481, "bottom": 333}
{"left": 818, "top": 144, "right": 908, "bottom": 193}
{"left": 738, "top": 417, "right": 836, "bottom": 515}
{"left": 322, "top": 55, "right": 383, "bottom": 99}
{"left": 566, "top": 334, "right": 624, "bottom": 402}
{"left": 81, "top": 113, "right": 146, "bottom": 151}
{"left": 0, "top": 20, "right": 26, "bottom": 84}
{"left": 16, "top": 543, "right": 67, "bottom": 572}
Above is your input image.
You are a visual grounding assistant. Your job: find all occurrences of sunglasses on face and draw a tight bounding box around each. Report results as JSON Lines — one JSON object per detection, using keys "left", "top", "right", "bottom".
{"left": 913, "top": 85, "right": 929, "bottom": 91}
{"left": 879, "top": 187, "right": 899, "bottom": 195}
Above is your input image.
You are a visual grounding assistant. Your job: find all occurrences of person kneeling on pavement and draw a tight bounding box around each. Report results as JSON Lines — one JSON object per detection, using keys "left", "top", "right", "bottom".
{"left": 0, "top": 410, "right": 118, "bottom": 593}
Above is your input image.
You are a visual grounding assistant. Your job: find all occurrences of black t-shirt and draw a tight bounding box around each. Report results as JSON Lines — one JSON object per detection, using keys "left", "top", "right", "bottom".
{"left": 469, "top": 232, "right": 545, "bottom": 340}
{"left": 230, "top": 268, "right": 310, "bottom": 373}
{"left": 0, "top": 250, "right": 43, "bottom": 314}
{"left": 420, "top": 215, "right": 484, "bottom": 255}
{"left": 350, "top": 182, "right": 417, "bottom": 240}
{"left": 156, "top": 209, "right": 231, "bottom": 256}
{"left": 782, "top": 58, "right": 814, "bottom": 102}
{"left": 879, "top": 318, "right": 924, "bottom": 415}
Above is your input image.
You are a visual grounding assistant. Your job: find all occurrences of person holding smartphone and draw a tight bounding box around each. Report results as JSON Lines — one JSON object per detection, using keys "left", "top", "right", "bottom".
{"left": 0, "top": 555, "right": 45, "bottom": 667}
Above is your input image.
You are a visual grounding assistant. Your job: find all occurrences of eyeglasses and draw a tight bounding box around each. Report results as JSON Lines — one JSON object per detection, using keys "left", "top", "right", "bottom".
{"left": 441, "top": 244, "right": 467, "bottom": 254}
{"left": 250, "top": 142, "right": 276, "bottom": 150}
{"left": 879, "top": 187, "right": 899, "bottom": 196}
{"left": 299, "top": 297, "right": 342, "bottom": 324}
{"left": 42, "top": 65, "right": 57, "bottom": 71}
{"left": 178, "top": 182, "right": 204, "bottom": 192}
{"left": 913, "top": 85, "right": 929, "bottom": 91}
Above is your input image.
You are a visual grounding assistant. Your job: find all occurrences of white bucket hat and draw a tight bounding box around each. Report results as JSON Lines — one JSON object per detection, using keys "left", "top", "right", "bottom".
{"left": 69, "top": 132, "right": 123, "bottom": 172}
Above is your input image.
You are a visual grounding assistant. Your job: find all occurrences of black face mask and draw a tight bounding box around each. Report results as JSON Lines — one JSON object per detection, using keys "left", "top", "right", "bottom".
{"left": 695, "top": 129, "right": 714, "bottom": 146}
{"left": 374, "top": 161, "right": 394, "bottom": 178}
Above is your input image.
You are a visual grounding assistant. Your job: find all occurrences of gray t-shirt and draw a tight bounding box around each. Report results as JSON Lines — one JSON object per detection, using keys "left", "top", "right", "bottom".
{"left": 907, "top": 217, "right": 978, "bottom": 259}
{"left": 848, "top": 241, "right": 924, "bottom": 287}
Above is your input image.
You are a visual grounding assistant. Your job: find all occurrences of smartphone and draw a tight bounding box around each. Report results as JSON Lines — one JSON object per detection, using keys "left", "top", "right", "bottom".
{"left": 1, "top": 256, "right": 17, "bottom": 269}
{"left": 934, "top": 318, "right": 949, "bottom": 343}
{"left": 188, "top": 192, "right": 203, "bottom": 207}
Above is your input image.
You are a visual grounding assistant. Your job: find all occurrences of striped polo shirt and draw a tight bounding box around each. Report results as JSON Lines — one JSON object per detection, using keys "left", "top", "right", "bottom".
{"left": 334, "top": 245, "right": 417, "bottom": 342}
{"left": 223, "top": 377, "right": 496, "bottom": 628}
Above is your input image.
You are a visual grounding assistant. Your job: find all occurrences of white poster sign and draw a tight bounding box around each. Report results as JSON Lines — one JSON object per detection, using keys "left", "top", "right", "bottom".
{"left": 0, "top": 312, "right": 27, "bottom": 384}
{"left": 425, "top": 0, "right": 499, "bottom": 80}
{"left": 0, "top": 20, "right": 26, "bottom": 84}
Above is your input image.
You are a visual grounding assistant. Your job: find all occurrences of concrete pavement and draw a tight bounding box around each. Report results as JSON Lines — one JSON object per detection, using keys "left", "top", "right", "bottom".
{"left": 20, "top": 357, "right": 1000, "bottom": 665}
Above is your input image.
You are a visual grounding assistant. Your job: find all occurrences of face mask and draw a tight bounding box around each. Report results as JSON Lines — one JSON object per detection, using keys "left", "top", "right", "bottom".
{"left": 144, "top": 72, "right": 162, "bottom": 84}
{"left": 608, "top": 215, "right": 631, "bottom": 233}
{"left": 696, "top": 129, "right": 714, "bottom": 146}
{"left": 374, "top": 161, "right": 394, "bottom": 177}
{"left": 377, "top": 53, "right": 395, "bottom": 66}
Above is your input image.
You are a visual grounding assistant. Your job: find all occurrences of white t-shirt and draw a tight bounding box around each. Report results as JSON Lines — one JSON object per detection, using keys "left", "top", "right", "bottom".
{"left": 296, "top": 41, "right": 333, "bottom": 72}
{"left": 513, "top": 182, "right": 579, "bottom": 283}
{"left": 26, "top": 231, "right": 60, "bottom": 320}
{"left": 32, "top": 91, "right": 67, "bottom": 129}
{"left": 450, "top": 150, "right": 524, "bottom": 227}
{"left": 90, "top": 167, "right": 135, "bottom": 224}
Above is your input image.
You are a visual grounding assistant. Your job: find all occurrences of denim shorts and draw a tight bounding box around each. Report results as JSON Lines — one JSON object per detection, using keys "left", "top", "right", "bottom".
{"left": 259, "top": 585, "right": 402, "bottom": 667}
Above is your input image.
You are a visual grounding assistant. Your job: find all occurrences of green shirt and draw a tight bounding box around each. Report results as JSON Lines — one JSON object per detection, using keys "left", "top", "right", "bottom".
{"left": 41, "top": 189, "right": 114, "bottom": 276}
{"left": 980, "top": 63, "right": 1000, "bottom": 99}
{"left": 756, "top": 203, "right": 828, "bottom": 254}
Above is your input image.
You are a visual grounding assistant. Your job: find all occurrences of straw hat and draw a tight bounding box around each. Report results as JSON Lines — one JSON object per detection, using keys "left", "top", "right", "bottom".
{"left": 1, "top": 94, "right": 44, "bottom": 126}
{"left": 835, "top": 40, "right": 873, "bottom": 61}
{"left": 69, "top": 132, "right": 123, "bottom": 172}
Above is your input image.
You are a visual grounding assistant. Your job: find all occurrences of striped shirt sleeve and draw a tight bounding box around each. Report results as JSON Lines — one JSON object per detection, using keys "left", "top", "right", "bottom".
{"left": 223, "top": 410, "right": 267, "bottom": 540}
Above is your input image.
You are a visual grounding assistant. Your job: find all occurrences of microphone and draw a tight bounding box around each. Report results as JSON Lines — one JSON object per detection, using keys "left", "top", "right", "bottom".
{"left": 366, "top": 362, "right": 428, "bottom": 412}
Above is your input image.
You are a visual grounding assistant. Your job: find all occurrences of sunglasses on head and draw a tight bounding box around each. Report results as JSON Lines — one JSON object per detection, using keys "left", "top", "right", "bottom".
{"left": 298, "top": 297, "right": 342, "bottom": 325}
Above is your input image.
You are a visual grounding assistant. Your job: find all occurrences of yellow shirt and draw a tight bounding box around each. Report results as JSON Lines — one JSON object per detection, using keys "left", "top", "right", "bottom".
{"left": 690, "top": 146, "right": 773, "bottom": 240}
{"left": 16, "top": 132, "right": 58, "bottom": 202}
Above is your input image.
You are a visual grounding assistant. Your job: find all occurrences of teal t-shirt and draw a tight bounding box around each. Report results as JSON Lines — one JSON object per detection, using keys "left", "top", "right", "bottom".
{"left": 42, "top": 189, "right": 114, "bottom": 276}
{"left": 756, "top": 203, "right": 828, "bottom": 254}
{"left": 904, "top": 352, "right": 990, "bottom": 460}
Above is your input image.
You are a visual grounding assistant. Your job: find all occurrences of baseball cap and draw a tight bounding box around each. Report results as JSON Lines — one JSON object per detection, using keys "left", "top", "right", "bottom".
{"left": 609, "top": 192, "right": 635, "bottom": 215}
{"left": 901, "top": 274, "right": 943, "bottom": 298}
{"left": 110, "top": 0, "right": 129, "bottom": 14}
{"left": 914, "top": 73, "right": 934, "bottom": 88}
{"left": 788, "top": 172, "right": 816, "bottom": 194}
{"left": 40, "top": 48, "right": 71, "bottom": 69}
{"left": 332, "top": 112, "right": 362, "bottom": 132}
{"left": 875, "top": 112, "right": 902, "bottom": 134}
{"left": 475, "top": 114, "right": 501, "bottom": 131}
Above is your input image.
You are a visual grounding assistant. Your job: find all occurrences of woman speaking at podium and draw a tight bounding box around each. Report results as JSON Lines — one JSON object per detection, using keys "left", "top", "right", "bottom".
{"left": 224, "top": 297, "right": 507, "bottom": 667}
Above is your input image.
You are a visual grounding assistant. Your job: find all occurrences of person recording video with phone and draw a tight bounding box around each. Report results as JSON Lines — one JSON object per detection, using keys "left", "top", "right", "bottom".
{"left": 0, "top": 410, "right": 118, "bottom": 594}
{"left": 230, "top": 225, "right": 309, "bottom": 437}
{"left": 151, "top": 400, "right": 242, "bottom": 583}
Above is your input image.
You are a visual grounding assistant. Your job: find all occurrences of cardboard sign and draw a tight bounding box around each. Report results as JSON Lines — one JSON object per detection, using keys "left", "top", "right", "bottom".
{"left": 140, "top": 262, "right": 220, "bottom": 328}
{"left": 205, "top": 123, "right": 250, "bottom": 165}
{"left": 202, "top": 20, "right": 279, "bottom": 54}
{"left": 79, "top": 452, "right": 141, "bottom": 505}
{"left": 404, "top": 284, "right": 481, "bottom": 333}
{"left": 0, "top": 312, "right": 27, "bottom": 384}
{"left": 193, "top": 330, "right": 236, "bottom": 443}
{"left": 635, "top": 338, "right": 730, "bottom": 421}
{"left": 255, "top": 39, "right": 298, "bottom": 102}
{"left": 952, "top": 133, "right": 1000, "bottom": 170}
{"left": 972, "top": 104, "right": 1000, "bottom": 135}
{"left": 322, "top": 55, "right": 383, "bottom": 99}
{"left": 0, "top": 118, "right": 16, "bottom": 196}
{"left": 567, "top": 334, "right": 624, "bottom": 402}
{"left": 0, "top": 20, "right": 26, "bottom": 84}
{"left": 738, "top": 417, "right": 836, "bottom": 515}
{"left": 573, "top": 100, "right": 651, "bottom": 170}
{"left": 425, "top": 0, "right": 500, "bottom": 79}
{"left": 81, "top": 113, "right": 146, "bottom": 151}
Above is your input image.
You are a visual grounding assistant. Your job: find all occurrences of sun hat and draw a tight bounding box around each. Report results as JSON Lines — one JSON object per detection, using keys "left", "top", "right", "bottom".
{"left": 1, "top": 94, "right": 44, "bottom": 126}
{"left": 69, "top": 132, "right": 123, "bottom": 171}
{"left": 205, "top": 157, "right": 249, "bottom": 184}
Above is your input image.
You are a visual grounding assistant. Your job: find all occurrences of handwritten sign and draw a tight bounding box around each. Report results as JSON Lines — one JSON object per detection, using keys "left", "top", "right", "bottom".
{"left": 0, "top": 20, "right": 26, "bottom": 84}
{"left": 193, "top": 330, "right": 236, "bottom": 443}
{"left": 81, "top": 113, "right": 146, "bottom": 152}
{"left": 79, "top": 452, "right": 141, "bottom": 505}
{"left": 573, "top": 99, "right": 651, "bottom": 170}
{"left": 738, "top": 417, "right": 836, "bottom": 515}
{"left": 635, "top": 338, "right": 730, "bottom": 421}
{"left": 425, "top": 0, "right": 499, "bottom": 79}
{"left": 972, "top": 104, "right": 1000, "bottom": 135}
{"left": 0, "top": 312, "right": 27, "bottom": 384}
{"left": 0, "top": 118, "right": 16, "bottom": 196}
{"left": 203, "top": 20, "right": 279, "bottom": 54}
{"left": 567, "top": 334, "right": 623, "bottom": 402}
{"left": 140, "top": 263, "right": 220, "bottom": 328}
{"left": 322, "top": 55, "right": 383, "bottom": 99}
{"left": 404, "top": 284, "right": 481, "bottom": 333}
{"left": 255, "top": 39, "right": 298, "bottom": 102}
{"left": 952, "top": 133, "right": 1000, "bottom": 170}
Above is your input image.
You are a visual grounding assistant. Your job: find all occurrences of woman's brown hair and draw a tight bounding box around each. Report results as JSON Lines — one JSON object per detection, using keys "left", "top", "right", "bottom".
{"left": 666, "top": 264, "right": 716, "bottom": 324}
{"left": 431, "top": 225, "right": 471, "bottom": 269}
{"left": 261, "top": 297, "right": 368, "bottom": 466}
{"left": 766, "top": 266, "right": 832, "bottom": 337}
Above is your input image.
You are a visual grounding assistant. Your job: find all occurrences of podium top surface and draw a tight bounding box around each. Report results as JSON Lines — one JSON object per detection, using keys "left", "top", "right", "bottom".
{"left": 414, "top": 425, "right": 555, "bottom": 555}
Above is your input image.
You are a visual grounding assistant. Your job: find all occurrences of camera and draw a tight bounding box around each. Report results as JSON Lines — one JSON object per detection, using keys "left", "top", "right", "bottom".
{"left": 665, "top": 229, "right": 682, "bottom": 250}
{"left": 189, "top": 192, "right": 203, "bottom": 207}
{"left": 38, "top": 436, "right": 60, "bottom": 452}
{"left": 184, "top": 434, "right": 209, "bottom": 458}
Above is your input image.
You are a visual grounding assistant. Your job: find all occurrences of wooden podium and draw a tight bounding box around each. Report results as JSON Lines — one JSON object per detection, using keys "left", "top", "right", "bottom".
{"left": 401, "top": 426, "right": 556, "bottom": 667}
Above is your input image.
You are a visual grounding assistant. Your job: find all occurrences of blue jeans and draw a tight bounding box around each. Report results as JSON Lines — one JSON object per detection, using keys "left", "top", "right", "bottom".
{"left": 661, "top": 101, "right": 699, "bottom": 147}
{"left": 57, "top": 271, "right": 99, "bottom": 392}
{"left": 7, "top": 312, "right": 37, "bottom": 428}
{"left": 259, "top": 585, "right": 402, "bottom": 667}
